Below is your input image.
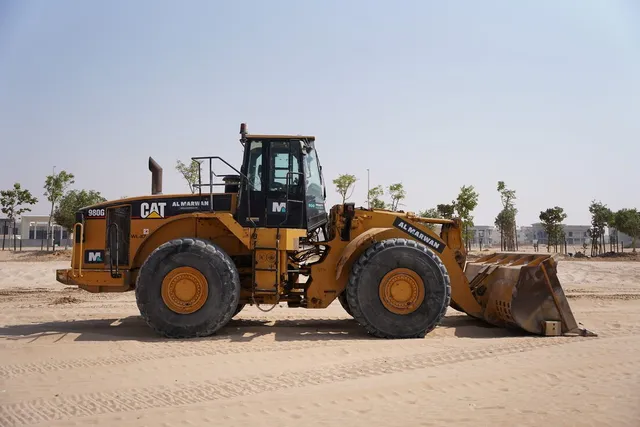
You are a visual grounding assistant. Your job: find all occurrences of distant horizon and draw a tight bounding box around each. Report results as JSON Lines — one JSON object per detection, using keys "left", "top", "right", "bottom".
{"left": 0, "top": 197, "right": 611, "bottom": 229}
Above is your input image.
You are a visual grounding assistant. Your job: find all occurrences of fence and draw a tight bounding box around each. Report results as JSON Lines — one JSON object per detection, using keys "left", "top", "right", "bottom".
{"left": 1, "top": 236, "right": 73, "bottom": 251}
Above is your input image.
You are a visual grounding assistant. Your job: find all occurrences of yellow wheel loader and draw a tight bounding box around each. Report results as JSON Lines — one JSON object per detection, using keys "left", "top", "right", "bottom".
{"left": 56, "top": 124, "right": 596, "bottom": 339}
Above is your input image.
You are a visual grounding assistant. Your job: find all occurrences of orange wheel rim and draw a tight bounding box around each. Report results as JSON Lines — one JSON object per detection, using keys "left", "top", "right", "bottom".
{"left": 379, "top": 268, "right": 425, "bottom": 315}
{"left": 161, "top": 266, "right": 208, "bottom": 314}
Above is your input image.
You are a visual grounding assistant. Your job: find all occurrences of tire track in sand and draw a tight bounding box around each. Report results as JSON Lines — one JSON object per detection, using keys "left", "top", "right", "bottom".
{"left": 1, "top": 318, "right": 637, "bottom": 380}
{"left": 0, "top": 339, "right": 350, "bottom": 379}
{"left": 0, "top": 334, "right": 613, "bottom": 426}
{"left": 189, "top": 347, "right": 640, "bottom": 427}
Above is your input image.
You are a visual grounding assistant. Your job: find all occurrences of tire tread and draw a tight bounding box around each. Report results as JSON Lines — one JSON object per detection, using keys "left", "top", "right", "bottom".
{"left": 345, "top": 238, "right": 451, "bottom": 339}
{"left": 135, "top": 237, "right": 240, "bottom": 338}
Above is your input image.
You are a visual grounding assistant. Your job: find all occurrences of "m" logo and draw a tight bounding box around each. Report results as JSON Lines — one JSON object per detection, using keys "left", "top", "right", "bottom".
{"left": 85, "top": 250, "right": 104, "bottom": 263}
{"left": 271, "top": 202, "right": 286, "bottom": 213}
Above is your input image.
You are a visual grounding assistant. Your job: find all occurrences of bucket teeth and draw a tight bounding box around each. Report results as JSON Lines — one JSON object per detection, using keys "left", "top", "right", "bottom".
{"left": 462, "top": 252, "right": 597, "bottom": 337}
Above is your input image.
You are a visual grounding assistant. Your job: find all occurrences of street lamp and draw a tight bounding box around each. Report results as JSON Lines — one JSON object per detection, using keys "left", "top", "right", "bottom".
{"left": 367, "top": 168, "right": 370, "bottom": 209}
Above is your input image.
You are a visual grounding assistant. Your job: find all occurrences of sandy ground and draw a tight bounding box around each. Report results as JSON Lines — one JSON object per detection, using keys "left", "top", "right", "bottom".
{"left": 0, "top": 255, "right": 639, "bottom": 427}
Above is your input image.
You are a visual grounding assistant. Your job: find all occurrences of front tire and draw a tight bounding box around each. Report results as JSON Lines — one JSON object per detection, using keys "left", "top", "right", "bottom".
{"left": 338, "top": 292, "right": 353, "bottom": 317}
{"left": 346, "top": 238, "right": 451, "bottom": 338}
{"left": 135, "top": 238, "right": 240, "bottom": 338}
{"left": 232, "top": 303, "right": 245, "bottom": 318}
{"left": 449, "top": 300, "right": 465, "bottom": 313}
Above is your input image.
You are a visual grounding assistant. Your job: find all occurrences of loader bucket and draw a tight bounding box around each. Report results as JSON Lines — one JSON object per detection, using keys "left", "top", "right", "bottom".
{"left": 462, "top": 253, "right": 596, "bottom": 337}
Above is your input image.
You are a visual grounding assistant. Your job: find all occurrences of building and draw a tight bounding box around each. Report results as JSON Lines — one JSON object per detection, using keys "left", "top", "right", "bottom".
{"left": 530, "top": 223, "right": 591, "bottom": 246}
{"left": 517, "top": 225, "right": 534, "bottom": 245}
{"left": 469, "top": 225, "right": 499, "bottom": 247}
{"left": 0, "top": 215, "right": 72, "bottom": 248}
{"left": 616, "top": 231, "right": 638, "bottom": 249}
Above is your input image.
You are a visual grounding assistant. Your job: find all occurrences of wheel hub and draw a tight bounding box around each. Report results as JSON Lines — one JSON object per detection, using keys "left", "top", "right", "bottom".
{"left": 379, "top": 268, "right": 425, "bottom": 314}
{"left": 161, "top": 266, "right": 208, "bottom": 314}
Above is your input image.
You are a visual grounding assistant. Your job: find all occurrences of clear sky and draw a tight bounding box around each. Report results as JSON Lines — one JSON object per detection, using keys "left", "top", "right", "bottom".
{"left": 1, "top": 0, "right": 638, "bottom": 226}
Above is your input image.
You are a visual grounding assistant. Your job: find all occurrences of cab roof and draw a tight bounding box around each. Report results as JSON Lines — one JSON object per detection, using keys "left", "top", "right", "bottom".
{"left": 245, "top": 134, "right": 315, "bottom": 141}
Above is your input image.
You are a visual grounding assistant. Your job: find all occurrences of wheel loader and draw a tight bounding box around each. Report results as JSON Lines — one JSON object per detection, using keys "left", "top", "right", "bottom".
{"left": 56, "top": 123, "right": 595, "bottom": 339}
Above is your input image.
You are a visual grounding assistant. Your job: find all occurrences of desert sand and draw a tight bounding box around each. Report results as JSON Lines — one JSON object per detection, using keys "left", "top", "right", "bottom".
{"left": 1, "top": 251, "right": 639, "bottom": 427}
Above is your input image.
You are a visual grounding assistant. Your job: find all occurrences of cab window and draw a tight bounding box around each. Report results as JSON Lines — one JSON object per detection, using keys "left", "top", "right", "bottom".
{"left": 269, "top": 141, "right": 301, "bottom": 192}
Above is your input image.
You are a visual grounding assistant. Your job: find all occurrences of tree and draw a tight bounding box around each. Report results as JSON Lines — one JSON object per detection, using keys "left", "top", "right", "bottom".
{"left": 0, "top": 183, "right": 38, "bottom": 247}
{"left": 368, "top": 185, "right": 386, "bottom": 209}
{"left": 176, "top": 159, "right": 202, "bottom": 194}
{"left": 53, "top": 190, "right": 107, "bottom": 231}
{"left": 588, "top": 200, "right": 613, "bottom": 256}
{"left": 388, "top": 183, "right": 406, "bottom": 211}
{"left": 44, "top": 170, "right": 75, "bottom": 250}
{"left": 455, "top": 185, "right": 479, "bottom": 250}
{"left": 613, "top": 208, "right": 640, "bottom": 252}
{"left": 418, "top": 207, "right": 441, "bottom": 230}
{"left": 436, "top": 203, "right": 455, "bottom": 219}
{"left": 494, "top": 181, "right": 517, "bottom": 251}
{"left": 333, "top": 174, "right": 357, "bottom": 204}
{"left": 419, "top": 208, "right": 441, "bottom": 218}
{"left": 539, "top": 206, "right": 567, "bottom": 252}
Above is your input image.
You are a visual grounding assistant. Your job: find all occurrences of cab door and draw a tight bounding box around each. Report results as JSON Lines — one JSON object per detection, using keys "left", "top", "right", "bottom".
{"left": 237, "top": 140, "right": 266, "bottom": 227}
{"left": 237, "top": 138, "right": 305, "bottom": 229}
{"left": 264, "top": 140, "right": 305, "bottom": 228}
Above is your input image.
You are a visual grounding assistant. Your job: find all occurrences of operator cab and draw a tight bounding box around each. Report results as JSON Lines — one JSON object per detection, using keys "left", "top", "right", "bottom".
{"left": 235, "top": 124, "right": 328, "bottom": 232}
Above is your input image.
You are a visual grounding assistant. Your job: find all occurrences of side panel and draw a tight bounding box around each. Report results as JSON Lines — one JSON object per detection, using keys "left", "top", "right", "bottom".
{"left": 64, "top": 211, "right": 246, "bottom": 292}
{"left": 75, "top": 214, "right": 108, "bottom": 270}
{"left": 74, "top": 193, "right": 236, "bottom": 271}
{"left": 131, "top": 217, "right": 197, "bottom": 272}
{"left": 131, "top": 216, "right": 251, "bottom": 271}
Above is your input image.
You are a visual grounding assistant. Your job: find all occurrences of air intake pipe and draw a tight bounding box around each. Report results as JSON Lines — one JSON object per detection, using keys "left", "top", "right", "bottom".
{"left": 149, "top": 157, "right": 163, "bottom": 195}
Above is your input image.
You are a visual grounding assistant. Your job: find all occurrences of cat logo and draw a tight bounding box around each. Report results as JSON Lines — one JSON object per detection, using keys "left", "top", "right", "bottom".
{"left": 271, "top": 202, "right": 286, "bottom": 213}
{"left": 141, "top": 202, "right": 166, "bottom": 219}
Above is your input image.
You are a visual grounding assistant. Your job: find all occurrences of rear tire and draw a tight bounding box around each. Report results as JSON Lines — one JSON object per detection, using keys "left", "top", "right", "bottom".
{"left": 135, "top": 238, "right": 240, "bottom": 338}
{"left": 346, "top": 238, "right": 451, "bottom": 338}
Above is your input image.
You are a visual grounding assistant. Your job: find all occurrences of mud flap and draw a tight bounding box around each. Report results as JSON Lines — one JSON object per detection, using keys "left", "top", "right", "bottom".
{"left": 463, "top": 253, "right": 597, "bottom": 337}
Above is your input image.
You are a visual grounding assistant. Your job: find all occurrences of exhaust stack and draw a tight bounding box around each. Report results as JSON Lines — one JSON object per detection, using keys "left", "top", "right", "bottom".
{"left": 149, "top": 157, "right": 163, "bottom": 195}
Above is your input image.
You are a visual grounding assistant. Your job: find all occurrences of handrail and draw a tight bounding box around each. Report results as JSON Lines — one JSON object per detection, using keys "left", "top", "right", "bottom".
{"left": 191, "top": 155, "right": 258, "bottom": 229}
{"left": 72, "top": 222, "right": 84, "bottom": 277}
{"left": 277, "top": 136, "right": 304, "bottom": 227}
{"left": 190, "top": 156, "right": 259, "bottom": 192}
{"left": 279, "top": 170, "right": 304, "bottom": 227}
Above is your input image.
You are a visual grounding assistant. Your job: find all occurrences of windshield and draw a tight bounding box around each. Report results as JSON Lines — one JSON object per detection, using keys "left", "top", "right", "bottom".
{"left": 303, "top": 144, "right": 325, "bottom": 213}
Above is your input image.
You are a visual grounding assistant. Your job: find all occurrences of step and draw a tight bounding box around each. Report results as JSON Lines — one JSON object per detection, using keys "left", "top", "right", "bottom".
{"left": 252, "top": 288, "right": 279, "bottom": 294}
